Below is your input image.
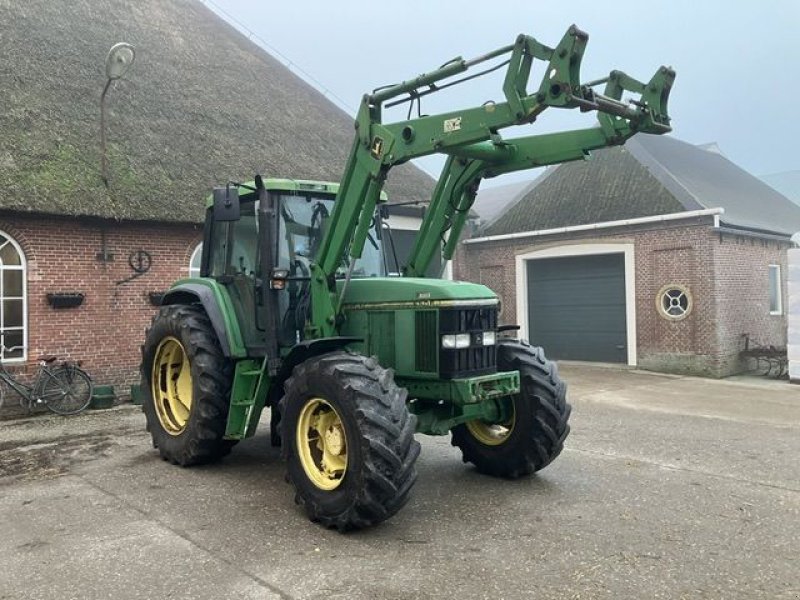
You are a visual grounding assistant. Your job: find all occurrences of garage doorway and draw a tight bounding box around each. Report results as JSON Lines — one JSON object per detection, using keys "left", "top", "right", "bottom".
{"left": 515, "top": 244, "right": 637, "bottom": 365}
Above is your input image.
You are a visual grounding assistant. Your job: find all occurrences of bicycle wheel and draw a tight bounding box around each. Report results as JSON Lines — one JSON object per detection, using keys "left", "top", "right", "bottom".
{"left": 40, "top": 366, "right": 93, "bottom": 415}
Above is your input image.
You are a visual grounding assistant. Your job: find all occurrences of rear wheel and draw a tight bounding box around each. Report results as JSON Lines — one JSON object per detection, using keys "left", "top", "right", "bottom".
{"left": 41, "top": 366, "right": 93, "bottom": 415}
{"left": 141, "top": 304, "right": 235, "bottom": 466}
{"left": 451, "top": 339, "right": 571, "bottom": 478}
{"left": 281, "top": 351, "right": 420, "bottom": 531}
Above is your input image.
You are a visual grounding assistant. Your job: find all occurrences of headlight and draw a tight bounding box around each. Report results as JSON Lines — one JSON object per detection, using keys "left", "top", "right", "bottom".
{"left": 441, "top": 334, "right": 457, "bottom": 349}
{"left": 442, "top": 333, "right": 473, "bottom": 349}
{"left": 482, "top": 331, "right": 496, "bottom": 346}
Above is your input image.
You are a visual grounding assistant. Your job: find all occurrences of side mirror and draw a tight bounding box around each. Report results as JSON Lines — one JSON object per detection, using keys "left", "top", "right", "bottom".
{"left": 213, "top": 186, "right": 240, "bottom": 221}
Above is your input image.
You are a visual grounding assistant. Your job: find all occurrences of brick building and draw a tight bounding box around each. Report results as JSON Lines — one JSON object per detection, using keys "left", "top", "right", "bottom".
{"left": 0, "top": 0, "right": 432, "bottom": 400}
{"left": 456, "top": 135, "right": 800, "bottom": 377}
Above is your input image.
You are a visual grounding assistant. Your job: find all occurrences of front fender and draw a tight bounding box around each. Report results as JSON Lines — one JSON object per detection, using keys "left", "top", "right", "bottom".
{"left": 275, "top": 337, "right": 362, "bottom": 385}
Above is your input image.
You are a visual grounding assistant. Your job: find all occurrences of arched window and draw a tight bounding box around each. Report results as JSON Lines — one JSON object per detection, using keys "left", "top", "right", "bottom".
{"left": 0, "top": 232, "right": 27, "bottom": 361}
{"left": 189, "top": 243, "right": 202, "bottom": 278}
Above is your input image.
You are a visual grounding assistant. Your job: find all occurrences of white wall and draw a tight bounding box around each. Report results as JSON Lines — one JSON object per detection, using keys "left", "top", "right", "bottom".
{"left": 789, "top": 248, "right": 800, "bottom": 383}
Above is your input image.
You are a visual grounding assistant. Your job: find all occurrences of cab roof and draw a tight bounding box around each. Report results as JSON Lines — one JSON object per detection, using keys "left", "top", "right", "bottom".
{"left": 205, "top": 178, "right": 389, "bottom": 208}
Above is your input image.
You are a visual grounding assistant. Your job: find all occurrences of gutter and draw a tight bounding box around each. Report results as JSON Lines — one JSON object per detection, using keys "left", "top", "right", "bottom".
{"left": 464, "top": 208, "right": 725, "bottom": 245}
{"left": 716, "top": 226, "right": 795, "bottom": 243}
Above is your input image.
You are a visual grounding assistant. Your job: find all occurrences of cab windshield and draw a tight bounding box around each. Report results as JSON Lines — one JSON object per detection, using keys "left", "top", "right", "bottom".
{"left": 277, "top": 193, "right": 383, "bottom": 278}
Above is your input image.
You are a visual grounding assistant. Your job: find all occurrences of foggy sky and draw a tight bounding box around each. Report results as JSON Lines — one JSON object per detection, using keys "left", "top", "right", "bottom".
{"left": 209, "top": 0, "right": 799, "bottom": 187}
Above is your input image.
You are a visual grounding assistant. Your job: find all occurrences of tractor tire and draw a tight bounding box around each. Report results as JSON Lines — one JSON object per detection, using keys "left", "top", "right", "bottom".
{"left": 141, "top": 304, "right": 236, "bottom": 466}
{"left": 280, "top": 351, "right": 420, "bottom": 531}
{"left": 451, "top": 339, "right": 571, "bottom": 478}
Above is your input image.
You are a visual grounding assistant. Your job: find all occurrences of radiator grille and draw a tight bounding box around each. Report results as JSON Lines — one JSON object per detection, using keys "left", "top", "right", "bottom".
{"left": 415, "top": 311, "right": 438, "bottom": 373}
{"left": 439, "top": 306, "right": 498, "bottom": 378}
{"left": 368, "top": 311, "right": 395, "bottom": 367}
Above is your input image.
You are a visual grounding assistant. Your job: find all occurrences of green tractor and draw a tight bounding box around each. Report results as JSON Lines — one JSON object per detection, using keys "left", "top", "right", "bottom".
{"left": 141, "top": 26, "right": 674, "bottom": 531}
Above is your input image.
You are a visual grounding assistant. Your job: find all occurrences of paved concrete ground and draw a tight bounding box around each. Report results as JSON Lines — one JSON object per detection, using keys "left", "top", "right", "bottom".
{"left": 1, "top": 365, "right": 798, "bottom": 599}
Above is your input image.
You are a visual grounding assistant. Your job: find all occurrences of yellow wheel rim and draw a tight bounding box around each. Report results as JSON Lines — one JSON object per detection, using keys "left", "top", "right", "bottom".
{"left": 465, "top": 405, "right": 515, "bottom": 446}
{"left": 151, "top": 337, "right": 193, "bottom": 436}
{"left": 296, "top": 397, "right": 347, "bottom": 490}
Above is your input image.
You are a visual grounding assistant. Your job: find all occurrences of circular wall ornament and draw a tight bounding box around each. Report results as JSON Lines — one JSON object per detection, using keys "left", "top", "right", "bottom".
{"left": 656, "top": 284, "right": 692, "bottom": 321}
{"left": 128, "top": 249, "right": 152, "bottom": 274}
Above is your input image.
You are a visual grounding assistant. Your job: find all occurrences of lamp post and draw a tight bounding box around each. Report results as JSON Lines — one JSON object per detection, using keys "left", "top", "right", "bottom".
{"left": 100, "top": 42, "right": 135, "bottom": 186}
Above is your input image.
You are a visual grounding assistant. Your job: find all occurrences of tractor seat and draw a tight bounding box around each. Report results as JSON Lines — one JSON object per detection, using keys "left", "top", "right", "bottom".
{"left": 38, "top": 355, "right": 58, "bottom": 363}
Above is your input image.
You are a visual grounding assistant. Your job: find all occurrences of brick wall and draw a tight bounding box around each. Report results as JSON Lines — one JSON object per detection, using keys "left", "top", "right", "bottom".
{"left": 712, "top": 232, "right": 790, "bottom": 375}
{"left": 0, "top": 213, "right": 202, "bottom": 397}
{"left": 633, "top": 222, "right": 718, "bottom": 376}
{"left": 456, "top": 216, "right": 790, "bottom": 378}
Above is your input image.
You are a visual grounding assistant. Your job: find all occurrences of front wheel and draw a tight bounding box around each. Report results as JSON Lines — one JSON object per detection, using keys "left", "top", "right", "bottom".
{"left": 280, "top": 351, "right": 420, "bottom": 531}
{"left": 41, "top": 366, "right": 93, "bottom": 415}
{"left": 451, "top": 339, "right": 571, "bottom": 478}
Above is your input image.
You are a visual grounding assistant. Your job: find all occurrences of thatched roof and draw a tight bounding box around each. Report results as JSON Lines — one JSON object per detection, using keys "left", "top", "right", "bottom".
{"left": 0, "top": 0, "right": 433, "bottom": 223}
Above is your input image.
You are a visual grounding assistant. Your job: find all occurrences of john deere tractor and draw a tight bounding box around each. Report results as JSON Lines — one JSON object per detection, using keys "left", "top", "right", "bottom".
{"left": 141, "top": 26, "right": 674, "bottom": 530}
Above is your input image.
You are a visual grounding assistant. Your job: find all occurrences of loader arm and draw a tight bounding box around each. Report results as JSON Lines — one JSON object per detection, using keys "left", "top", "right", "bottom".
{"left": 307, "top": 25, "right": 674, "bottom": 338}
{"left": 405, "top": 68, "right": 675, "bottom": 276}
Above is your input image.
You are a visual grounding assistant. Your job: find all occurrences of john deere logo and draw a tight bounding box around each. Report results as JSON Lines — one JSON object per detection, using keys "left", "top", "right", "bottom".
{"left": 370, "top": 136, "right": 384, "bottom": 159}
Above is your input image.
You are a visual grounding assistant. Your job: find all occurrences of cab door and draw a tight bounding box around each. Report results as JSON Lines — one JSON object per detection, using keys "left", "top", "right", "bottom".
{"left": 204, "top": 200, "right": 268, "bottom": 353}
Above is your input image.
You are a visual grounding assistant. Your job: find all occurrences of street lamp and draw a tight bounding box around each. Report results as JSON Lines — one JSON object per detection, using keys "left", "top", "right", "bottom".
{"left": 100, "top": 42, "right": 135, "bottom": 185}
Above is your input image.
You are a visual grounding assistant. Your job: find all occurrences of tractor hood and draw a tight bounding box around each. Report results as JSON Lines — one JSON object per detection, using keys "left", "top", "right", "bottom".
{"left": 338, "top": 277, "right": 497, "bottom": 309}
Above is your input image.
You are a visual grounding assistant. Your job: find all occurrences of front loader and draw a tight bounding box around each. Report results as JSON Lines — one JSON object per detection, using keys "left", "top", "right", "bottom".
{"left": 141, "top": 25, "right": 674, "bottom": 531}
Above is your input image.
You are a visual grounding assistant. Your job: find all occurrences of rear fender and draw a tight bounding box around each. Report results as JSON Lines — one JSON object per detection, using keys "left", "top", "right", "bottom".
{"left": 161, "top": 281, "right": 246, "bottom": 358}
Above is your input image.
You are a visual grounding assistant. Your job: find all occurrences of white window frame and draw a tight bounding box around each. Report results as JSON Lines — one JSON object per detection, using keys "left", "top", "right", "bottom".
{"left": 0, "top": 232, "right": 28, "bottom": 363}
{"left": 189, "top": 243, "right": 203, "bottom": 278}
{"left": 769, "top": 264, "right": 782, "bottom": 315}
{"left": 515, "top": 242, "right": 637, "bottom": 366}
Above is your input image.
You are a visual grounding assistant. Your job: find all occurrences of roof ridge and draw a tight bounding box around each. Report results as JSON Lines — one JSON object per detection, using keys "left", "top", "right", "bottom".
{"left": 632, "top": 135, "right": 800, "bottom": 235}
{"left": 199, "top": 0, "right": 357, "bottom": 115}
{"left": 625, "top": 137, "right": 703, "bottom": 211}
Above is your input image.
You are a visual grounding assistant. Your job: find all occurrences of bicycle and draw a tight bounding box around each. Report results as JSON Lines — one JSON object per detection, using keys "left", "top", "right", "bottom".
{"left": 0, "top": 345, "right": 94, "bottom": 415}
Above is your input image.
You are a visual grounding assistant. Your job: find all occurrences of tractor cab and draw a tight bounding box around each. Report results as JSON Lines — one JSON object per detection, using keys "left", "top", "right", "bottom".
{"left": 200, "top": 179, "right": 386, "bottom": 353}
